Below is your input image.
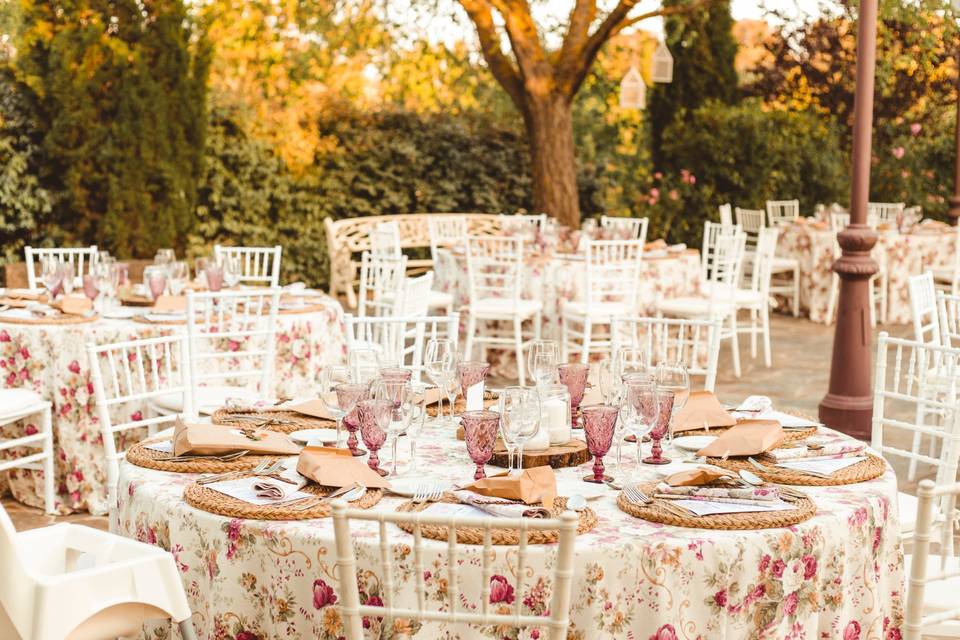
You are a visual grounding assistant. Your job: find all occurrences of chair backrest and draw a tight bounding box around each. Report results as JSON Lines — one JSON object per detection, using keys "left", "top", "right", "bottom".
{"left": 344, "top": 313, "right": 459, "bottom": 377}
{"left": 358, "top": 252, "right": 408, "bottom": 318}
{"left": 185, "top": 289, "right": 280, "bottom": 395}
{"left": 465, "top": 236, "right": 523, "bottom": 309}
{"left": 24, "top": 245, "right": 98, "bottom": 290}
{"left": 498, "top": 213, "right": 547, "bottom": 235}
{"left": 904, "top": 479, "right": 960, "bottom": 640}
{"left": 718, "top": 203, "right": 733, "bottom": 227}
{"left": 909, "top": 272, "right": 942, "bottom": 346}
{"left": 872, "top": 332, "right": 960, "bottom": 487}
{"left": 213, "top": 245, "right": 282, "bottom": 287}
{"left": 0, "top": 502, "right": 33, "bottom": 640}
{"left": 427, "top": 216, "right": 468, "bottom": 263}
{"left": 584, "top": 239, "right": 644, "bottom": 311}
{"left": 734, "top": 207, "right": 765, "bottom": 235}
{"left": 868, "top": 202, "right": 905, "bottom": 223}
{"left": 611, "top": 316, "right": 722, "bottom": 391}
{"left": 937, "top": 291, "right": 960, "bottom": 349}
{"left": 398, "top": 272, "right": 434, "bottom": 318}
{"left": 330, "top": 500, "right": 578, "bottom": 640}
{"left": 748, "top": 228, "right": 779, "bottom": 296}
{"left": 371, "top": 221, "right": 403, "bottom": 258}
{"left": 87, "top": 333, "right": 193, "bottom": 524}
{"left": 829, "top": 211, "right": 850, "bottom": 232}
{"left": 701, "top": 220, "right": 741, "bottom": 281}
{"left": 599, "top": 216, "right": 649, "bottom": 241}
{"left": 706, "top": 231, "right": 746, "bottom": 314}
{"left": 765, "top": 199, "right": 800, "bottom": 227}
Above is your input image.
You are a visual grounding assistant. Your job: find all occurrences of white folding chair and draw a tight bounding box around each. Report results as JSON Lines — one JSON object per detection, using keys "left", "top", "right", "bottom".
{"left": 560, "top": 239, "right": 644, "bottom": 363}
{"left": 734, "top": 207, "right": 764, "bottom": 250}
{"left": 357, "top": 252, "right": 408, "bottom": 319}
{"left": 0, "top": 501, "right": 197, "bottom": 640}
{"left": 765, "top": 199, "right": 800, "bottom": 227}
{"left": 933, "top": 229, "right": 960, "bottom": 296}
{"left": 733, "top": 227, "right": 778, "bottom": 368}
{"left": 904, "top": 479, "right": 960, "bottom": 640}
{"left": 611, "top": 316, "right": 722, "bottom": 391}
{"left": 330, "top": 499, "right": 578, "bottom": 640}
{"left": 0, "top": 389, "right": 54, "bottom": 515}
{"left": 599, "top": 216, "right": 649, "bottom": 241}
{"left": 873, "top": 332, "right": 960, "bottom": 533}
{"left": 213, "top": 245, "right": 282, "bottom": 287}
{"left": 498, "top": 213, "right": 547, "bottom": 235}
{"left": 909, "top": 272, "right": 943, "bottom": 346}
{"left": 718, "top": 203, "right": 733, "bottom": 227}
{"left": 344, "top": 313, "right": 459, "bottom": 380}
{"left": 700, "top": 220, "right": 741, "bottom": 283}
{"left": 87, "top": 333, "right": 193, "bottom": 530}
{"left": 427, "top": 216, "right": 468, "bottom": 264}
{"left": 868, "top": 202, "right": 905, "bottom": 225}
{"left": 464, "top": 236, "right": 543, "bottom": 385}
{"left": 659, "top": 231, "right": 746, "bottom": 377}
{"left": 24, "top": 245, "right": 98, "bottom": 291}
{"left": 826, "top": 212, "right": 887, "bottom": 325}
{"left": 370, "top": 221, "right": 403, "bottom": 258}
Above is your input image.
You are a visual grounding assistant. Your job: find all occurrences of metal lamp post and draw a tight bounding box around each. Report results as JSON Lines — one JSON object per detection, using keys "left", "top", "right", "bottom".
{"left": 818, "top": 0, "right": 880, "bottom": 439}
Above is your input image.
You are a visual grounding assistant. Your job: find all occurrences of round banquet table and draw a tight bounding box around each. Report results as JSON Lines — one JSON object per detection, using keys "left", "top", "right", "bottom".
{"left": 118, "top": 422, "right": 905, "bottom": 640}
{"left": 777, "top": 219, "right": 956, "bottom": 324}
{"left": 0, "top": 296, "right": 347, "bottom": 515}
{"left": 434, "top": 247, "right": 703, "bottom": 377}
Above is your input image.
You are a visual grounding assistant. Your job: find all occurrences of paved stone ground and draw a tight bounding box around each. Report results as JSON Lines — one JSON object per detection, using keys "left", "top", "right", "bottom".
{"left": 1, "top": 314, "right": 924, "bottom": 531}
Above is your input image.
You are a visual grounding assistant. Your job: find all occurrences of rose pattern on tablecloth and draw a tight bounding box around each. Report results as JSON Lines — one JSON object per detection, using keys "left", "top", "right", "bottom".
{"left": 0, "top": 297, "right": 347, "bottom": 515}
{"left": 118, "top": 424, "right": 904, "bottom": 640}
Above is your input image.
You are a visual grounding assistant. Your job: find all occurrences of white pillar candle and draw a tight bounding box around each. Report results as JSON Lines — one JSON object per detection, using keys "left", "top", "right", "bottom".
{"left": 543, "top": 397, "right": 571, "bottom": 445}
{"left": 526, "top": 419, "right": 551, "bottom": 451}
{"left": 465, "top": 381, "right": 484, "bottom": 411}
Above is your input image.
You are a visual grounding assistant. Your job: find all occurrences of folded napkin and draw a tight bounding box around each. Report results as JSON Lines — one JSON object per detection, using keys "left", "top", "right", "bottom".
{"left": 672, "top": 391, "right": 736, "bottom": 433}
{"left": 461, "top": 466, "right": 557, "bottom": 510}
{"left": 172, "top": 418, "right": 300, "bottom": 457}
{"left": 644, "top": 239, "right": 668, "bottom": 251}
{"left": 654, "top": 482, "right": 778, "bottom": 502}
{"left": 663, "top": 467, "right": 735, "bottom": 487}
{"left": 296, "top": 446, "right": 390, "bottom": 489}
{"left": 0, "top": 290, "right": 47, "bottom": 307}
{"left": 51, "top": 295, "right": 93, "bottom": 316}
{"left": 696, "top": 420, "right": 784, "bottom": 458}
{"left": 252, "top": 464, "right": 308, "bottom": 499}
{"left": 451, "top": 489, "right": 551, "bottom": 518}
{"left": 731, "top": 395, "right": 773, "bottom": 417}
{"left": 285, "top": 398, "right": 336, "bottom": 421}
{"left": 152, "top": 295, "right": 186, "bottom": 313}
{"left": 767, "top": 441, "right": 865, "bottom": 462}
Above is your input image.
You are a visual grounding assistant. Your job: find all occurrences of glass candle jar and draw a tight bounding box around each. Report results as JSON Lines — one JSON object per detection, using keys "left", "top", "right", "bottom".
{"left": 541, "top": 384, "right": 572, "bottom": 445}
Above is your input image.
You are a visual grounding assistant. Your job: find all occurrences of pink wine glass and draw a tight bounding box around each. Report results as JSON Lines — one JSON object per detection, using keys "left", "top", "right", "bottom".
{"left": 358, "top": 398, "right": 391, "bottom": 476}
{"left": 81, "top": 274, "right": 99, "bottom": 302}
{"left": 457, "top": 361, "right": 490, "bottom": 408}
{"left": 205, "top": 264, "right": 224, "bottom": 292}
{"left": 461, "top": 410, "right": 500, "bottom": 480}
{"left": 337, "top": 383, "right": 369, "bottom": 456}
{"left": 643, "top": 390, "right": 675, "bottom": 465}
{"left": 558, "top": 363, "right": 590, "bottom": 429}
{"left": 581, "top": 404, "right": 618, "bottom": 484}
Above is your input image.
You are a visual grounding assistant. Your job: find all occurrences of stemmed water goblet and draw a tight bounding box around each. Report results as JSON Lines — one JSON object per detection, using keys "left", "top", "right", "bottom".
{"left": 168, "top": 261, "right": 189, "bottom": 296}
{"left": 81, "top": 274, "right": 99, "bottom": 310}
{"left": 461, "top": 410, "right": 500, "bottom": 480}
{"left": 41, "top": 256, "right": 62, "bottom": 300}
{"left": 425, "top": 338, "right": 456, "bottom": 424}
{"left": 654, "top": 362, "right": 689, "bottom": 442}
{"left": 581, "top": 404, "right": 618, "bottom": 484}
{"left": 558, "top": 363, "right": 589, "bottom": 429}
{"left": 498, "top": 386, "right": 540, "bottom": 474}
{"left": 643, "top": 389, "right": 676, "bottom": 465}
{"left": 621, "top": 377, "right": 659, "bottom": 470}
{"left": 58, "top": 262, "right": 75, "bottom": 296}
{"left": 358, "top": 398, "right": 391, "bottom": 476}
{"left": 143, "top": 266, "right": 167, "bottom": 302}
{"left": 457, "top": 361, "right": 490, "bottom": 412}
{"left": 371, "top": 380, "right": 415, "bottom": 476}
{"left": 527, "top": 340, "right": 559, "bottom": 388}
{"left": 404, "top": 382, "right": 429, "bottom": 474}
{"left": 222, "top": 255, "right": 242, "bottom": 288}
{"left": 204, "top": 261, "right": 224, "bottom": 292}
{"left": 320, "top": 365, "right": 353, "bottom": 448}
{"left": 614, "top": 346, "right": 649, "bottom": 380}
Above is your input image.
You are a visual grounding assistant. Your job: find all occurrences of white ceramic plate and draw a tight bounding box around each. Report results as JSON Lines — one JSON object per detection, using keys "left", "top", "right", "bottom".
{"left": 289, "top": 429, "right": 340, "bottom": 445}
{"left": 556, "top": 478, "right": 608, "bottom": 500}
{"left": 387, "top": 477, "right": 451, "bottom": 498}
{"left": 672, "top": 435, "right": 717, "bottom": 452}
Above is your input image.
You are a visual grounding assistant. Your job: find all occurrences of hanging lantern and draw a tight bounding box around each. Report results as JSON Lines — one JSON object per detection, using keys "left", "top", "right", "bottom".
{"left": 619, "top": 66, "right": 646, "bottom": 110}
{"left": 651, "top": 41, "right": 674, "bottom": 84}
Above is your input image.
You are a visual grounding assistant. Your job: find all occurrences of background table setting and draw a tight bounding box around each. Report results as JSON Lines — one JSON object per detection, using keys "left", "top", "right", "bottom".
{"left": 0, "top": 248, "right": 347, "bottom": 515}
{"left": 115, "top": 349, "right": 904, "bottom": 640}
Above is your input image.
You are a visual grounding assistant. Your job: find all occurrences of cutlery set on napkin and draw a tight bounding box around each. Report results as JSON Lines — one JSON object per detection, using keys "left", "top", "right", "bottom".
{"left": 636, "top": 467, "right": 800, "bottom": 517}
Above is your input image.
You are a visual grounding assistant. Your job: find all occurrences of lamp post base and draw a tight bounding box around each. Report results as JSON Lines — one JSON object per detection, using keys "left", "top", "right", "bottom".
{"left": 819, "top": 392, "right": 873, "bottom": 441}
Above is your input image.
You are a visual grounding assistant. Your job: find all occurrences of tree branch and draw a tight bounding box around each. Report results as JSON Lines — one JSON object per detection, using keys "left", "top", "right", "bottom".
{"left": 556, "top": 0, "right": 597, "bottom": 79}
{"left": 487, "top": 0, "right": 554, "bottom": 95}
{"left": 457, "top": 0, "right": 527, "bottom": 110}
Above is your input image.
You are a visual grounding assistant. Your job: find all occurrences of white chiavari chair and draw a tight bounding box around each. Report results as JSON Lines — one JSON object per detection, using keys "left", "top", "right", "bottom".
{"left": 910, "top": 272, "right": 943, "bottom": 346}
{"left": 734, "top": 207, "right": 764, "bottom": 250}
{"left": 0, "top": 389, "right": 54, "bottom": 514}
{"left": 826, "top": 212, "right": 887, "bottom": 325}
{"left": 87, "top": 333, "right": 193, "bottom": 530}
{"left": 498, "top": 213, "right": 547, "bottom": 235}
{"left": 937, "top": 291, "right": 960, "bottom": 349}
{"left": 330, "top": 499, "right": 578, "bottom": 640}
{"left": 599, "top": 215, "right": 649, "bottom": 241}
{"left": 24, "top": 245, "right": 98, "bottom": 290}
{"left": 868, "top": 202, "right": 905, "bottom": 225}
{"left": 718, "top": 203, "right": 733, "bottom": 227}
{"left": 765, "top": 199, "right": 800, "bottom": 227}
{"left": 700, "top": 220, "right": 741, "bottom": 283}
{"left": 0, "top": 501, "right": 198, "bottom": 640}
{"left": 427, "top": 216, "right": 468, "bottom": 264}
{"left": 611, "top": 316, "right": 722, "bottom": 391}
{"left": 560, "top": 239, "right": 644, "bottom": 363}
{"left": 371, "top": 221, "right": 403, "bottom": 258}
{"left": 733, "top": 227, "right": 778, "bottom": 368}
{"left": 213, "top": 245, "right": 282, "bottom": 287}
{"left": 933, "top": 229, "right": 960, "bottom": 296}
{"left": 357, "top": 252, "right": 408, "bottom": 318}
{"left": 872, "top": 332, "right": 960, "bottom": 535}
{"left": 659, "top": 231, "right": 746, "bottom": 377}
{"left": 464, "top": 236, "right": 543, "bottom": 385}
{"left": 903, "top": 479, "right": 960, "bottom": 640}
{"left": 344, "top": 313, "right": 459, "bottom": 380}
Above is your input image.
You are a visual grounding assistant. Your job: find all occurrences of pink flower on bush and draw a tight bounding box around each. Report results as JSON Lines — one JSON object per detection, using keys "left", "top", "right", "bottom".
{"left": 802, "top": 554, "right": 817, "bottom": 580}
{"left": 68, "top": 360, "right": 81, "bottom": 374}
{"left": 668, "top": 190, "right": 679, "bottom": 201}
{"left": 654, "top": 172, "right": 663, "bottom": 180}
{"left": 844, "top": 620, "right": 862, "bottom": 640}
{"left": 910, "top": 123, "right": 922, "bottom": 136}
{"left": 650, "top": 188, "right": 660, "bottom": 199}
{"left": 313, "top": 579, "right": 337, "bottom": 608}
{"left": 784, "top": 591, "right": 799, "bottom": 615}
{"left": 649, "top": 624, "right": 678, "bottom": 640}
{"left": 489, "top": 575, "right": 515, "bottom": 604}
{"left": 892, "top": 146, "right": 905, "bottom": 160}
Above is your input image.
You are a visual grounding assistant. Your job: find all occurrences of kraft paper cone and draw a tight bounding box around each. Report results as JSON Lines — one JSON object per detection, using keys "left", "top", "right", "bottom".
{"left": 695, "top": 420, "right": 784, "bottom": 458}
{"left": 52, "top": 295, "right": 92, "bottom": 316}
{"left": 172, "top": 417, "right": 300, "bottom": 457}
{"left": 463, "top": 465, "right": 557, "bottom": 509}
{"left": 663, "top": 467, "right": 735, "bottom": 487}
{"left": 296, "top": 446, "right": 390, "bottom": 489}
{"left": 672, "top": 391, "right": 736, "bottom": 433}
{"left": 152, "top": 295, "right": 186, "bottom": 313}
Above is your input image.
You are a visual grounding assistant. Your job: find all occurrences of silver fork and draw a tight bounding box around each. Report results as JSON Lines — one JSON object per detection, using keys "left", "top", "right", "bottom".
{"left": 623, "top": 484, "right": 652, "bottom": 505}
{"left": 413, "top": 482, "right": 446, "bottom": 503}
{"left": 288, "top": 482, "right": 361, "bottom": 512}
{"left": 750, "top": 455, "right": 833, "bottom": 480}
{"left": 196, "top": 458, "right": 285, "bottom": 485}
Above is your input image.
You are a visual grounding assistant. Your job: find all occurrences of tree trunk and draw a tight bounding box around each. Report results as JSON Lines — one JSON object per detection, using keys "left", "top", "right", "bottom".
{"left": 526, "top": 94, "right": 581, "bottom": 228}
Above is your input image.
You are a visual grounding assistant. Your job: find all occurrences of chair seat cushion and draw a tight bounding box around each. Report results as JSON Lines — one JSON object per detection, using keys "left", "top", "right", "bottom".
{"left": 560, "top": 300, "right": 634, "bottom": 320}
{"left": 0, "top": 388, "right": 46, "bottom": 418}
{"left": 153, "top": 386, "right": 262, "bottom": 416}
{"left": 470, "top": 297, "right": 543, "bottom": 319}
{"left": 904, "top": 552, "right": 960, "bottom": 614}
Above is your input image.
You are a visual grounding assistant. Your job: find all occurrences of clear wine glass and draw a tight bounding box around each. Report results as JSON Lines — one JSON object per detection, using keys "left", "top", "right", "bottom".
{"left": 41, "top": 256, "right": 62, "bottom": 300}
{"left": 614, "top": 346, "right": 649, "bottom": 380}
{"left": 204, "top": 262, "right": 224, "bottom": 292}
{"left": 527, "top": 340, "right": 559, "bottom": 388}
{"left": 168, "top": 261, "right": 189, "bottom": 296}
{"left": 58, "top": 262, "right": 75, "bottom": 296}
{"left": 622, "top": 378, "right": 659, "bottom": 469}
{"left": 222, "top": 255, "right": 242, "bottom": 288}
{"left": 498, "top": 386, "right": 540, "bottom": 474}
{"left": 655, "top": 361, "right": 690, "bottom": 442}
{"left": 425, "top": 338, "right": 456, "bottom": 423}
{"left": 320, "top": 365, "right": 352, "bottom": 447}
{"left": 372, "top": 382, "right": 414, "bottom": 476}
{"left": 405, "top": 382, "right": 429, "bottom": 474}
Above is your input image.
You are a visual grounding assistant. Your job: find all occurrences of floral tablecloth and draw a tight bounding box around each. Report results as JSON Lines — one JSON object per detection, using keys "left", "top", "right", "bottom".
{"left": 777, "top": 221, "right": 956, "bottom": 324}
{"left": 0, "top": 297, "right": 347, "bottom": 515}
{"left": 434, "top": 248, "right": 703, "bottom": 376}
{"left": 118, "top": 422, "right": 904, "bottom": 640}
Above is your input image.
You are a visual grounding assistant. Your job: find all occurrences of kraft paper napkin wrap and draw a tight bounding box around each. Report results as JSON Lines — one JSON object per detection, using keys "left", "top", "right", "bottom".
{"left": 672, "top": 391, "right": 736, "bottom": 433}
{"left": 463, "top": 466, "right": 557, "bottom": 509}
{"left": 296, "top": 446, "right": 390, "bottom": 489}
{"left": 52, "top": 295, "right": 92, "bottom": 316}
{"left": 664, "top": 467, "right": 735, "bottom": 487}
{"left": 152, "top": 295, "right": 186, "bottom": 313}
{"left": 172, "top": 418, "right": 300, "bottom": 457}
{"left": 285, "top": 398, "right": 336, "bottom": 420}
{"left": 0, "top": 289, "right": 47, "bottom": 307}
{"left": 695, "top": 420, "right": 784, "bottom": 458}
